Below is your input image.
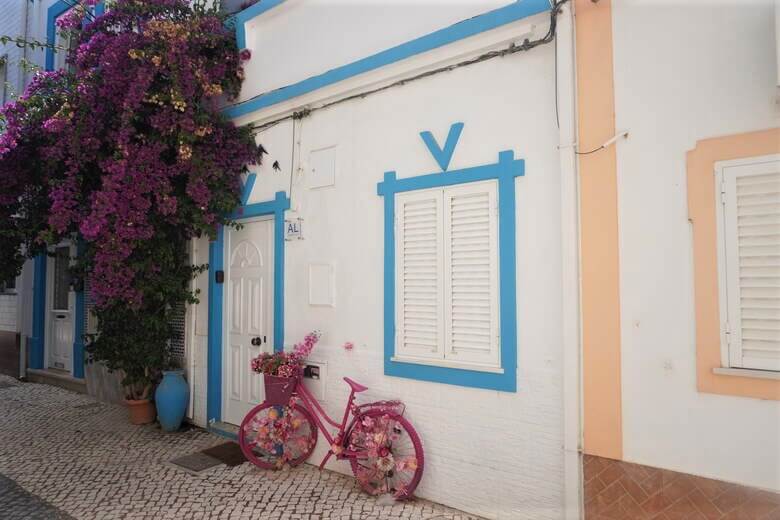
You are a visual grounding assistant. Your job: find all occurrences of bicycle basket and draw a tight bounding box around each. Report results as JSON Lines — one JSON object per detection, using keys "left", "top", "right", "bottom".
{"left": 264, "top": 375, "right": 297, "bottom": 405}
{"left": 355, "top": 400, "right": 406, "bottom": 417}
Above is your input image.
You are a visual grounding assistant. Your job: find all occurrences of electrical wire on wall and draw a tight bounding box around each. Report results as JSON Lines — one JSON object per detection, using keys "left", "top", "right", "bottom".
{"left": 245, "top": 0, "right": 571, "bottom": 134}
{"left": 285, "top": 110, "right": 308, "bottom": 209}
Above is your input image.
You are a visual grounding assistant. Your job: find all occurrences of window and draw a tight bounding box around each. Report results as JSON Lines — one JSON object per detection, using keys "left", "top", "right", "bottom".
{"left": 1, "top": 276, "right": 15, "bottom": 293}
{"left": 54, "top": 18, "right": 76, "bottom": 72}
{"left": 716, "top": 155, "right": 780, "bottom": 372}
{"left": 0, "top": 55, "right": 7, "bottom": 105}
{"left": 394, "top": 180, "right": 500, "bottom": 370}
{"left": 52, "top": 246, "right": 71, "bottom": 310}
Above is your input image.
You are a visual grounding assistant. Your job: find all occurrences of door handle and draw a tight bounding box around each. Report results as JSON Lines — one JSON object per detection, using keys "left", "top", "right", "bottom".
{"left": 251, "top": 337, "right": 261, "bottom": 346}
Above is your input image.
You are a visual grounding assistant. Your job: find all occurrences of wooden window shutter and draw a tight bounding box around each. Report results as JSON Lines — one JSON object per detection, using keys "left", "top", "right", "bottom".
{"left": 395, "top": 189, "right": 445, "bottom": 361}
{"left": 722, "top": 159, "right": 780, "bottom": 371}
{"left": 443, "top": 181, "right": 500, "bottom": 367}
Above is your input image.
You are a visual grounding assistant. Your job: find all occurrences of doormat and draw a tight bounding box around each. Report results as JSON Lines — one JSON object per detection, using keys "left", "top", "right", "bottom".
{"left": 201, "top": 442, "right": 247, "bottom": 467}
{"left": 169, "top": 452, "right": 222, "bottom": 473}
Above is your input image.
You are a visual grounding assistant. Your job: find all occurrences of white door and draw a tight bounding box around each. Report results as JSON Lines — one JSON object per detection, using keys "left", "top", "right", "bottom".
{"left": 47, "top": 245, "right": 74, "bottom": 372}
{"left": 224, "top": 218, "right": 274, "bottom": 425}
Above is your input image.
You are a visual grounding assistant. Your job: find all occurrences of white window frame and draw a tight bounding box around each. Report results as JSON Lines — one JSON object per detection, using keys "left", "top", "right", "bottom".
{"left": 714, "top": 153, "right": 780, "bottom": 373}
{"left": 392, "top": 180, "right": 502, "bottom": 373}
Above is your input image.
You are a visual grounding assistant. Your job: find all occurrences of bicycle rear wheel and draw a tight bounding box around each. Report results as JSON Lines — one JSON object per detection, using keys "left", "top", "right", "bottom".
{"left": 239, "top": 402, "right": 318, "bottom": 470}
{"left": 346, "top": 410, "right": 424, "bottom": 499}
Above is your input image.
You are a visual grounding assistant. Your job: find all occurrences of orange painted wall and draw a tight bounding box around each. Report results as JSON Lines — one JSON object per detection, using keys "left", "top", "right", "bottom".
{"left": 575, "top": 0, "right": 623, "bottom": 460}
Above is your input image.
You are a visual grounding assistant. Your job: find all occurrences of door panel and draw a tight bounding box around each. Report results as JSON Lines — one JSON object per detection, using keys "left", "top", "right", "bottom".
{"left": 224, "top": 219, "right": 274, "bottom": 425}
{"left": 48, "top": 246, "right": 74, "bottom": 372}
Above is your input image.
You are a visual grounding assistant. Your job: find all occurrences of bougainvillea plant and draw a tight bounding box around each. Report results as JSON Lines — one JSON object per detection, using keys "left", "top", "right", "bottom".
{"left": 0, "top": 0, "right": 264, "bottom": 399}
{"left": 251, "top": 331, "right": 321, "bottom": 378}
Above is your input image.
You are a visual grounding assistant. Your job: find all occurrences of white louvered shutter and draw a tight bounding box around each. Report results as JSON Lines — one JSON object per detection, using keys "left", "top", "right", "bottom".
{"left": 722, "top": 159, "right": 780, "bottom": 371}
{"left": 443, "top": 181, "right": 500, "bottom": 367}
{"left": 395, "top": 189, "right": 445, "bottom": 361}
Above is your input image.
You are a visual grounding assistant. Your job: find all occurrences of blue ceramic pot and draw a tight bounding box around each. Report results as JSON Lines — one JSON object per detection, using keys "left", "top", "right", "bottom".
{"left": 155, "top": 370, "right": 189, "bottom": 432}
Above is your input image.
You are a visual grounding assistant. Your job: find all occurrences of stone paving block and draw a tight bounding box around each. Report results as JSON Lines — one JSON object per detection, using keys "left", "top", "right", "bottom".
{"left": 0, "top": 375, "right": 482, "bottom": 519}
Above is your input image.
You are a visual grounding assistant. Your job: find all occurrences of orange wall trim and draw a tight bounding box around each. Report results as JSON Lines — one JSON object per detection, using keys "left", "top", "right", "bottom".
{"left": 687, "top": 128, "right": 780, "bottom": 401}
{"left": 575, "top": 0, "right": 623, "bottom": 460}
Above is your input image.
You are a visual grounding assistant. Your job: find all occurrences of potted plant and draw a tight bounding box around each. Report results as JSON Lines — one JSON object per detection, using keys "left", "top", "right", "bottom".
{"left": 85, "top": 303, "right": 169, "bottom": 425}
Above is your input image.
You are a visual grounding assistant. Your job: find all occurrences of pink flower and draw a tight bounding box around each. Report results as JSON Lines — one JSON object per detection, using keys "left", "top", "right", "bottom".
{"left": 343, "top": 341, "right": 354, "bottom": 351}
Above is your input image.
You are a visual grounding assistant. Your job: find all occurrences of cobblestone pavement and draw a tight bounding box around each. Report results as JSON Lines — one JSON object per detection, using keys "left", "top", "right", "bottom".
{"left": 0, "top": 375, "right": 480, "bottom": 520}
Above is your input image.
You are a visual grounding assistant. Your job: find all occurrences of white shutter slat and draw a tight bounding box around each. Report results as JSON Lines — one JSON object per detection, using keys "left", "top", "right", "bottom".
{"left": 723, "top": 162, "right": 780, "bottom": 371}
{"left": 395, "top": 190, "right": 445, "bottom": 360}
{"left": 443, "top": 181, "right": 500, "bottom": 367}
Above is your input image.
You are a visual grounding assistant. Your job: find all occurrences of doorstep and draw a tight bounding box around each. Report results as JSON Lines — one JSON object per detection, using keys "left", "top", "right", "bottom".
{"left": 26, "top": 368, "right": 86, "bottom": 394}
{"left": 208, "top": 421, "right": 239, "bottom": 441}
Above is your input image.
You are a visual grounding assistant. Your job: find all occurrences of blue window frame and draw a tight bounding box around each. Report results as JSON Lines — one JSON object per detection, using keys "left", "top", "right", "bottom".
{"left": 377, "top": 150, "right": 523, "bottom": 392}
{"left": 45, "top": 1, "right": 105, "bottom": 71}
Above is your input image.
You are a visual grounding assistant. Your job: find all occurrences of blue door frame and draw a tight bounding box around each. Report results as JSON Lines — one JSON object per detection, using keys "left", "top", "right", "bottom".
{"left": 206, "top": 190, "right": 290, "bottom": 424}
{"left": 30, "top": 246, "right": 85, "bottom": 379}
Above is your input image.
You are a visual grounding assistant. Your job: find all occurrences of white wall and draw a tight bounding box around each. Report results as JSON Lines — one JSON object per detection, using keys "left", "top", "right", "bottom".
{"left": 0, "top": 0, "right": 28, "bottom": 335}
{"left": 0, "top": 0, "right": 29, "bottom": 101}
{"left": 239, "top": 0, "right": 510, "bottom": 101}
{"left": 612, "top": 0, "right": 780, "bottom": 491}
{"left": 0, "top": 294, "right": 16, "bottom": 332}
{"left": 197, "top": 18, "right": 567, "bottom": 516}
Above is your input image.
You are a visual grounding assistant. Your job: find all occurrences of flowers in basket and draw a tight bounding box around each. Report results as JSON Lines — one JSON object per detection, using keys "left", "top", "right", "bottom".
{"left": 250, "top": 330, "right": 321, "bottom": 378}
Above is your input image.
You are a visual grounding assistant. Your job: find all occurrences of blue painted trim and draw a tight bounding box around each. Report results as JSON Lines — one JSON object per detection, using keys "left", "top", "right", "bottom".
{"left": 72, "top": 241, "right": 85, "bottom": 379}
{"left": 207, "top": 226, "right": 224, "bottom": 424}
{"left": 420, "top": 122, "right": 464, "bottom": 172}
{"left": 234, "top": 0, "right": 286, "bottom": 50}
{"left": 30, "top": 254, "right": 47, "bottom": 370}
{"left": 240, "top": 173, "right": 257, "bottom": 206}
{"left": 378, "top": 150, "right": 523, "bottom": 392}
{"left": 207, "top": 191, "right": 290, "bottom": 424}
{"left": 46, "top": 1, "right": 106, "bottom": 71}
{"left": 224, "top": 0, "right": 550, "bottom": 119}
{"left": 45, "top": 1, "right": 72, "bottom": 71}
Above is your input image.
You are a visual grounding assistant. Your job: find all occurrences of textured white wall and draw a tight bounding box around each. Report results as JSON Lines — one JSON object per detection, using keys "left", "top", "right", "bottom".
{"left": 190, "top": 23, "right": 567, "bottom": 516}
{"left": 238, "top": 0, "right": 510, "bottom": 102}
{"left": 612, "top": 0, "right": 780, "bottom": 491}
{"left": 0, "top": 295, "right": 17, "bottom": 332}
{"left": 0, "top": 0, "right": 27, "bottom": 101}
{"left": 0, "top": 1, "right": 48, "bottom": 339}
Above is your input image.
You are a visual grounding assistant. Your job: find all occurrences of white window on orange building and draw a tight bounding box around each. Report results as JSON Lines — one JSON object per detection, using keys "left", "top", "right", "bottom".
{"left": 715, "top": 154, "right": 780, "bottom": 372}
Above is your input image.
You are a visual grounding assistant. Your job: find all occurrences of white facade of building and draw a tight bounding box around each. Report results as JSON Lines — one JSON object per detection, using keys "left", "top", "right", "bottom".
{"left": 187, "top": 2, "right": 577, "bottom": 518}
{"left": 612, "top": 0, "right": 780, "bottom": 492}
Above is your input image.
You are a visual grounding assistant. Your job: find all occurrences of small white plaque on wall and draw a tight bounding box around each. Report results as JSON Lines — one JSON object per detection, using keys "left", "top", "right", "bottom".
{"left": 308, "top": 263, "right": 335, "bottom": 306}
{"left": 285, "top": 218, "right": 303, "bottom": 241}
{"left": 308, "top": 146, "right": 336, "bottom": 189}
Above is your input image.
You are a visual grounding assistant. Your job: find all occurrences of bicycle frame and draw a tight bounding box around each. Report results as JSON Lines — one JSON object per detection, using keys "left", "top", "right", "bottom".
{"left": 292, "top": 378, "right": 367, "bottom": 469}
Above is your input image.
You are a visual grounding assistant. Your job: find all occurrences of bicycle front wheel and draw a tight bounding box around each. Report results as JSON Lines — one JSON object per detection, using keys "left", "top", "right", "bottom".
{"left": 239, "top": 402, "right": 318, "bottom": 470}
{"left": 347, "top": 410, "right": 424, "bottom": 499}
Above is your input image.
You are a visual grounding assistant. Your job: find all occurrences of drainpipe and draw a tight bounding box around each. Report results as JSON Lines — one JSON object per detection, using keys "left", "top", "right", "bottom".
{"left": 555, "top": 2, "right": 584, "bottom": 518}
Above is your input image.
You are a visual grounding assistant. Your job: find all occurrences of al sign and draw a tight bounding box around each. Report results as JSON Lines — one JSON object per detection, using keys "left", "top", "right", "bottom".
{"left": 285, "top": 218, "right": 303, "bottom": 241}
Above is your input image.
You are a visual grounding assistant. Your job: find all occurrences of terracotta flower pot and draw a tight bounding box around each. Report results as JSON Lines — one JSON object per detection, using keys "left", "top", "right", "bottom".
{"left": 125, "top": 398, "right": 156, "bottom": 425}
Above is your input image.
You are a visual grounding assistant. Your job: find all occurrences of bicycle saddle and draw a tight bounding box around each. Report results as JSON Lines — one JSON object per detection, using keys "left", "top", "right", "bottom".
{"left": 343, "top": 377, "right": 368, "bottom": 393}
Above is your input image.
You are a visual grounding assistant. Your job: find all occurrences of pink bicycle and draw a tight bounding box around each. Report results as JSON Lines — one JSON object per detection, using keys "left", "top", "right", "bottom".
{"left": 238, "top": 374, "right": 425, "bottom": 499}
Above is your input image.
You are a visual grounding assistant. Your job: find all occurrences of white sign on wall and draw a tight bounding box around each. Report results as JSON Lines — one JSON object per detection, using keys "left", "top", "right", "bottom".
{"left": 285, "top": 218, "right": 303, "bottom": 241}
